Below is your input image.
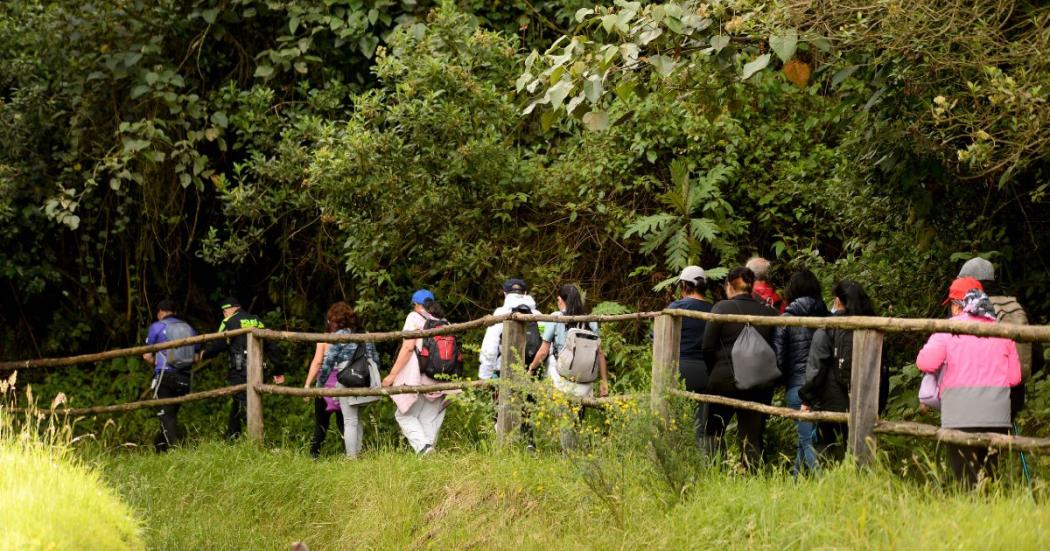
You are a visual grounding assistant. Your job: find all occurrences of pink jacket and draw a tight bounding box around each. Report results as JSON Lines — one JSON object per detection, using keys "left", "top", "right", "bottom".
{"left": 915, "top": 314, "right": 1020, "bottom": 428}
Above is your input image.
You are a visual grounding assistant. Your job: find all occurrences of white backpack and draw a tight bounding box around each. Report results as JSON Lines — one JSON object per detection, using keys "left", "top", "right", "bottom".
{"left": 556, "top": 326, "right": 601, "bottom": 383}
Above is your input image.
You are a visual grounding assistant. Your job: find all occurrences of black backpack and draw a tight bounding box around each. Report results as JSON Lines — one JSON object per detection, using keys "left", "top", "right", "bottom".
{"left": 416, "top": 318, "right": 464, "bottom": 379}
{"left": 512, "top": 304, "right": 542, "bottom": 370}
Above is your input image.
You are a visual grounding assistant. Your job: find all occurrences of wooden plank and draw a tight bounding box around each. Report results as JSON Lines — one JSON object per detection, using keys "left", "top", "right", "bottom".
{"left": 669, "top": 389, "right": 849, "bottom": 423}
{"left": 875, "top": 420, "right": 1050, "bottom": 454}
{"left": 245, "top": 333, "right": 265, "bottom": 443}
{"left": 6, "top": 384, "right": 247, "bottom": 416}
{"left": 650, "top": 314, "right": 681, "bottom": 421}
{"left": 848, "top": 329, "right": 883, "bottom": 466}
{"left": 495, "top": 320, "right": 526, "bottom": 444}
{"left": 0, "top": 328, "right": 252, "bottom": 370}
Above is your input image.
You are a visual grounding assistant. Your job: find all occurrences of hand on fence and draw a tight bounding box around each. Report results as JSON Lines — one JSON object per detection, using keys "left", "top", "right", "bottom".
{"left": 800, "top": 404, "right": 811, "bottom": 412}
{"left": 381, "top": 374, "right": 395, "bottom": 387}
{"left": 273, "top": 374, "right": 285, "bottom": 385}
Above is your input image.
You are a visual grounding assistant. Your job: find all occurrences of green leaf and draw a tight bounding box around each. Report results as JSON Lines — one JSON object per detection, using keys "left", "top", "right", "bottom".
{"left": 831, "top": 66, "right": 858, "bottom": 88}
{"left": 289, "top": 15, "right": 300, "bottom": 34}
{"left": 741, "top": 53, "right": 771, "bottom": 80}
{"left": 583, "top": 76, "right": 603, "bottom": 103}
{"left": 210, "top": 112, "right": 228, "bottom": 128}
{"left": 601, "top": 14, "right": 618, "bottom": 33}
{"left": 709, "top": 35, "right": 730, "bottom": 52}
{"left": 546, "top": 79, "right": 573, "bottom": 110}
{"left": 575, "top": 8, "right": 594, "bottom": 22}
{"left": 769, "top": 29, "right": 798, "bottom": 63}
{"left": 254, "top": 64, "right": 274, "bottom": 79}
{"left": 689, "top": 218, "right": 721, "bottom": 242}
{"left": 704, "top": 267, "right": 729, "bottom": 280}
{"left": 201, "top": 8, "right": 219, "bottom": 24}
{"left": 122, "top": 138, "right": 150, "bottom": 154}
{"left": 649, "top": 55, "right": 676, "bottom": 77}
{"left": 582, "top": 111, "right": 609, "bottom": 131}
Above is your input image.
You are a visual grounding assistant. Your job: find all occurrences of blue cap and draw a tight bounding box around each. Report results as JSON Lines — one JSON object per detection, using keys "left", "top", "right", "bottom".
{"left": 411, "top": 289, "right": 435, "bottom": 305}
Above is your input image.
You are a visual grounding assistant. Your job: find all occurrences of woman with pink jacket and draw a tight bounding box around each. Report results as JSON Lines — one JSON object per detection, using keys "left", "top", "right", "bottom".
{"left": 916, "top": 277, "right": 1021, "bottom": 487}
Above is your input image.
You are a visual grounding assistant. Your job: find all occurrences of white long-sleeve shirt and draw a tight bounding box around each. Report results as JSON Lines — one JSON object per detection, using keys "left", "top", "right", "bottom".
{"left": 478, "top": 293, "right": 539, "bottom": 379}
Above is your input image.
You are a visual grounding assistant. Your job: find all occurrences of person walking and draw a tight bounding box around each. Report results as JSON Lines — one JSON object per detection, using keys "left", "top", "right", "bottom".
{"left": 799, "top": 281, "right": 877, "bottom": 462}
{"left": 142, "top": 299, "right": 198, "bottom": 452}
{"left": 701, "top": 267, "right": 780, "bottom": 469}
{"left": 527, "top": 284, "right": 609, "bottom": 449}
{"left": 916, "top": 278, "right": 1021, "bottom": 488}
{"left": 772, "top": 269, "right": 829, "bottom": 474}
{"left": 302, "top": 304, "right": 347, "bottom": 458}
{"left": 478, "top": 279, "right": 541, "bottom": 380}
{"left": 665, "top": 266, "right": 713, "bottom": 447}
{"left": 381, "top": 290, "right": 451, "bottom": 454}
{"left": 321, "top": 301, "right": 381, "bottom": 459}
{"left": 199, "top": 297, "right": 285, "bottom": 441}
{"left": 746, "top": 256, "right": 785, "bottom": 313}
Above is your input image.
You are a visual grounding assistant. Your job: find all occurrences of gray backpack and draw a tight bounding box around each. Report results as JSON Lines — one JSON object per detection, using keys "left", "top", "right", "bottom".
{"left": 555, "top": 325, "right": 601, "bottom": 384}
{"left": 161, "top": 318, "right": 197, "bottom": 370}
{"left": 731, "top": 324, "right": 779, "bottom": 390}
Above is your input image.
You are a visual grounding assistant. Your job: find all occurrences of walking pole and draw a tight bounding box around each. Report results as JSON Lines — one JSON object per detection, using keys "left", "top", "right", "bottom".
{"left": 1013, "top": 422, "right": 1033, "bottom": 491}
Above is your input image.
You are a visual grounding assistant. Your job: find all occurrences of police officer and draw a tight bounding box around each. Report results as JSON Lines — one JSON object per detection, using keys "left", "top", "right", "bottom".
{"left": 199, "top": 297, "right": 285, "bottom": 440}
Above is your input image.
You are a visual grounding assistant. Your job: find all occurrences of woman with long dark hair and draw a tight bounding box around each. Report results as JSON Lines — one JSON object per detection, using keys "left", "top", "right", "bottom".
{"left": 800, "top": 281, "right": 876, "bottom": 462}
{"left": 772, "top": 269, "right": 829, "bottom": 474}
{"left": 701, "top": 266, "right": 780, "bottom": 469}
{"left": 527, "top": 284, "right": 609, "bottom": 449}
{"left": 303, "top": 302, "right": 351, "bottom": 458}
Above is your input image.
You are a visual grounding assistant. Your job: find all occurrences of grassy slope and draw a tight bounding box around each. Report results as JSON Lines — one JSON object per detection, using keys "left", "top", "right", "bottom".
{"left": 100, "top": 442, "right": 1050, "bottom": 550}
{"left": 0, "top": 433, "right": 143, "bottom": 549}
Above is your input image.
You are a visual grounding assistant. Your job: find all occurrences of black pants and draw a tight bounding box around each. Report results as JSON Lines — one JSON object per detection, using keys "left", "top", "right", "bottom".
{"left": 816, "top": 422, "right": 848, "bottom": 462}
{"left": 947, "top": 427, "right": 1011, "bottom": 489}
{"left": 226, "top": 394, "right": 247, "bottom": 441}
{"left": 310, "top": 397, "right": 345, "bottom": 457}
{"left": 703, "top": 387, "right": 774, "bottom": 470}
{"left": 153, "top": 371, "right": 190, "bottom": 452}
{"left": 679, "top": 359, "right": 708, "bottom": 447}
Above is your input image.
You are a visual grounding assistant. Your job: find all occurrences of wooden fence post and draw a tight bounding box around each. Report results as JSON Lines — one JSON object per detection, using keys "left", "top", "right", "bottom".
{"left": 245, "top": 332, "right": 265, "bottom": 443}
{"left": 651, "top": 314, "right": 681, "bottom": 421}
{"left": 495, "top": 320, "right": 526, "bottom": 444}
{"left": 848, "top": 329, "right": 883, "bottom": 467}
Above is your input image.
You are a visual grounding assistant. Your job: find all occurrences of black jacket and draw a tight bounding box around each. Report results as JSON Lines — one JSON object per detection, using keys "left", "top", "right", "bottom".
{"left": 200, "top": 308, "right": 282, "bottom": 386}
{"left": 799, "top": 317, "right": 889, "bottom": 413}
{"left": 772, "top": 297, "right": 830, "bottom": 388}
{"left": 702, "top": 295, "right": 779, "bottom": 394}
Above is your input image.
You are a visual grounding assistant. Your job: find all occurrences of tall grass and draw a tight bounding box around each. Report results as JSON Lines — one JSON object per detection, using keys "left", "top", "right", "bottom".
{"left": 0, "top": 403, "right": 143, "bottom": 550}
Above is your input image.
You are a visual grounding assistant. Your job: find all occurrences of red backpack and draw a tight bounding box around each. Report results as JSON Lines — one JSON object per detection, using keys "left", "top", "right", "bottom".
{"left": 416, "top": 318, "right": 464, "bottom": 379}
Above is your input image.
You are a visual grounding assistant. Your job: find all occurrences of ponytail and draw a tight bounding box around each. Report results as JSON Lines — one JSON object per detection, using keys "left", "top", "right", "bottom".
{"left": 726, "top": 266, "right": 756, "bottom": 293}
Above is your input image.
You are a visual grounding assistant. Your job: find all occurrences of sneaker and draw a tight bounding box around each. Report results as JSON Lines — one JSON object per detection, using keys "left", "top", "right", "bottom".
{"left": 525, "top": 444, "right": 537, "bottom": 456}
{"left": 419, "top": 444, "right": 435, "bottom": 456}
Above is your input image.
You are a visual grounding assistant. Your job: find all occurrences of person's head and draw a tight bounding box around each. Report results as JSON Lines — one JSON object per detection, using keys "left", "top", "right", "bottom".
{"left": 724, "top": 266, "right": 755, "bottom": 298}
{"left": 325, "top": 301, "right": 360, "bottom": 332}
{"left": 784, "top": 269, "right": 822, "bottom": 303}
{"left": 556, "top": 284, "right": 585, "bottom": 316}
{"left": 410, "top": 289, "right": 434, "bottom": 314}
{"left": 745, "top": 257, "right": 772, "bottom": 282}
{"left": 944, "top": 277, "right": 984, "bottom": 316}
{"left": 502, "top": 278, "right": 528, "bottom": 296}
{"left": 156, "top": 299, "right": 177, "bottom": 320}
{"left": 219, "top": 296, "right": 241, "bottom": 318}
{"left": 831, "top": 281, "right": 875, "bottom": 316}
{"left": 677, "top": 266, "right": 706, "bottom": 298}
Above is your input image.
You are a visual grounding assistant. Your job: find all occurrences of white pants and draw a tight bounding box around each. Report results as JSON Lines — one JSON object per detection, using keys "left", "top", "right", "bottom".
{"left": 337, "top": 399, "right": 364, "bottom": 458}
{"left": 394, "top": 397, "right": 446, "bottom": 452}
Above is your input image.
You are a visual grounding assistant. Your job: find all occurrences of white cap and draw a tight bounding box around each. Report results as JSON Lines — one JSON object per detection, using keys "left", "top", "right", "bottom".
{"left": 678, "top": 266, "right": 706, "bottom": 285}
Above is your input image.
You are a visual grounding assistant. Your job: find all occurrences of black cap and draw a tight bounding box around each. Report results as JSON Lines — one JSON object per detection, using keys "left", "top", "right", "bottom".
{"left": 156, "top": 299, "right": 177, "bottom": 314}
{"left": 502, "top": 279, "right": 528, "bottom": 294}
{"left": 219, "top": 296, "right": 241, "bottom": 310}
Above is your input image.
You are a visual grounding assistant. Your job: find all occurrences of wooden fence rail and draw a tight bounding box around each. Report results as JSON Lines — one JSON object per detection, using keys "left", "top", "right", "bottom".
{"left": 3, "top": 311, "right": 1049, "bottom": 468}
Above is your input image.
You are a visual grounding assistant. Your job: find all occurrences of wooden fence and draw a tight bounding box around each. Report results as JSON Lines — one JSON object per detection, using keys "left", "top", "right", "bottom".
{"left": 4, "top": 310, "right": 1050, "bottom": 463}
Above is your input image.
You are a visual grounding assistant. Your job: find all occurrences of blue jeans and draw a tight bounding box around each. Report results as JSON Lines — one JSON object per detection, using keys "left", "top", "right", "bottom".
{"left": 786, "top": 386, "right": 818, "bottom": 473}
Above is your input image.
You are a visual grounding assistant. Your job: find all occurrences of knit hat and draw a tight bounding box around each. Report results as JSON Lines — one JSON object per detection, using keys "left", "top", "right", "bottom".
{"left": 957, "top": 257, "right": 995, "bottom": 281}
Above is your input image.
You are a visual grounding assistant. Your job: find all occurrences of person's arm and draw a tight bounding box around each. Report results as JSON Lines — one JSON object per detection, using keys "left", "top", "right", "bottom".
{"left": 528, "top": 341, "right": 551, "bottom": 374}
{"left": 382, "top": 338, "right": 417, "bottom": 387}
{"left": 772, "top": 323, "right": 789, "bottom": 374}
{"left": 478, "top": 323, "right": 502, "bottom": 379}
{"left": 199, "top": 333, "right": 229, "bottom": 361}
{"left": 264, "top": 338, "right": 286, "bottom": 384}
{"left": 800, "top": 330, "right": 832, "bottom": 408}
{"left": 916, "top": 333, "right": 948, "bottom": 373}
{"left": 702, "top": 308, "right": 722, "bottom": 371}
{"left": 143, "top": 322, "right": 163, "bottom": 365}
{"left": 1006, "top": 340, "right": 1022, "bottom": 387}
{"left": 303, "top": 343, "right": 327, "bottom": 388}
{"left": 597, "top": 348, "right": 609, "bottom": 397}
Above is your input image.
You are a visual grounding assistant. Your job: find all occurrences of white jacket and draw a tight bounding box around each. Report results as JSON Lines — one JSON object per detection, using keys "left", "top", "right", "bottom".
{"left": 478, "top": 293, "right": 539, "bottom": 379}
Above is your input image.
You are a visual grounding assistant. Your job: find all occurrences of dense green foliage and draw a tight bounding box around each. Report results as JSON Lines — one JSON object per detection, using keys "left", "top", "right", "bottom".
{"left": 2, "top": 1, "right": 1050, "bottom": 445}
